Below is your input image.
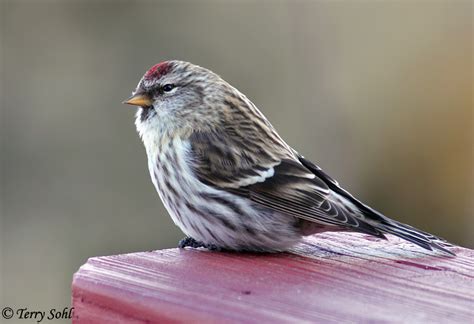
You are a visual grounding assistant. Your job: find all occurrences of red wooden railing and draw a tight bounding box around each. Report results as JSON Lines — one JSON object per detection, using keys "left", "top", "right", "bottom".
{"left": 72, "top": 232, "right": 473, "bottom": 323}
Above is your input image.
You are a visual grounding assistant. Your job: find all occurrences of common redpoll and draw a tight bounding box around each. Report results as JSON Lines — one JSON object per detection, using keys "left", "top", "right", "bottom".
{"left": 124, "top": 60, "right": 453, "bottom": 255}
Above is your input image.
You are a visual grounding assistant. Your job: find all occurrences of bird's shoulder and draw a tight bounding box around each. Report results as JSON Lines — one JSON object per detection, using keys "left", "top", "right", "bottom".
{"left": 186, "top": 127, "right": 299, "bottom": 188}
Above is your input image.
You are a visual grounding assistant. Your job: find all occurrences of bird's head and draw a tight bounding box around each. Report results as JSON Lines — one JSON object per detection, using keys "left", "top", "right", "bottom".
{"left": 124, "top": 60, "right": 229, "bottom": 138}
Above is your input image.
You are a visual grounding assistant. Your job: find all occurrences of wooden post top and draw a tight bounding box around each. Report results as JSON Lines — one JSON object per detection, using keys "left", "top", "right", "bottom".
{"left": 72, "top": 232, "right": 473, "bottom": 323}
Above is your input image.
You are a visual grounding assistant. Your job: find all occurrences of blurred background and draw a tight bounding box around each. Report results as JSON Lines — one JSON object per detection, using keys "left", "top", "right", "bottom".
{"left": 1, "top": 0, "right": 472, "bottom": 320}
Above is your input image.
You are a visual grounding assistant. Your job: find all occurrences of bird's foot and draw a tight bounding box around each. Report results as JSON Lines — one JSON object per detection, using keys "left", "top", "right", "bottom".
{"left": 178, "top": 236, "right": 204, "bottom": 248}
{"left": 178, "top": 237, "right": 222, "bottom": 251}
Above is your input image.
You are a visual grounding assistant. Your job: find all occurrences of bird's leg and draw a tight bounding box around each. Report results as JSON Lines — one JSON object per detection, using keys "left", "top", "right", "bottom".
{"left": 178, "top": 237, "right": 222, "bottom": 251}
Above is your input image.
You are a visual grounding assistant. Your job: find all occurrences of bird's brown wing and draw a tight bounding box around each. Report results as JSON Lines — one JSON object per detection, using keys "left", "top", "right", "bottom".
{"left": 188, "top": 130, "right": 385, "bottom": 236}
{"left": 189, "top": 129, "right": 454, "bottom": 254}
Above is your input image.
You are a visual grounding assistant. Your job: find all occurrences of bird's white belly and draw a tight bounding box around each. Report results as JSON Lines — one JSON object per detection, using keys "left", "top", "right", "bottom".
{"left": 145, "top": 137, "right": 301, "bottom": 251}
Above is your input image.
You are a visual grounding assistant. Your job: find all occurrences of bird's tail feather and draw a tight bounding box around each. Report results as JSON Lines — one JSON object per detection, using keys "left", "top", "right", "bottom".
{"left": 375, "top": 219, "right": 455, "bottom": 256}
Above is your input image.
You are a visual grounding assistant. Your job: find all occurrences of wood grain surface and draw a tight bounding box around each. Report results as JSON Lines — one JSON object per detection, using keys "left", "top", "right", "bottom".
{"left": 72, "top": 232, "right": 474, "bottom": 323}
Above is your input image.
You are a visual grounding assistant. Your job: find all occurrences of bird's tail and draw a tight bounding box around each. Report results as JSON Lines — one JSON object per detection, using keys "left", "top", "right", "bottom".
{"left": 374, "top": 218, "right": 455, "bottom": 256}
{"left": 297, "top": 156, "right": 456, "bottom": 256}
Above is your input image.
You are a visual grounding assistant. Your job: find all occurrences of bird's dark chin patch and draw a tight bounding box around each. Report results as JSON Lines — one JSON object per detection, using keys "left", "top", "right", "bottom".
{"left": 139, "top": 106, "right": 155, "bottom": 122}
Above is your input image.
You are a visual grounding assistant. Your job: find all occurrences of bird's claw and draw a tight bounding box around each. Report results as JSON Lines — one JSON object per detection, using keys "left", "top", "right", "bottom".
{"left": 178, "top": 237, "right": 222, "bottom": 251}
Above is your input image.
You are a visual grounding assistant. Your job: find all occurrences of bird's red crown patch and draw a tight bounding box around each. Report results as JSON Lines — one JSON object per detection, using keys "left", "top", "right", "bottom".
{"left": 144, "top": 62, "right": 171, "bottom": 80}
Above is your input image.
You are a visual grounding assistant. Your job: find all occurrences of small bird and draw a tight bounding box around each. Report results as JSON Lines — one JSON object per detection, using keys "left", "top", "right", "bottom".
{"left": 124, "top": 60, "right": 454, "bottom": 256}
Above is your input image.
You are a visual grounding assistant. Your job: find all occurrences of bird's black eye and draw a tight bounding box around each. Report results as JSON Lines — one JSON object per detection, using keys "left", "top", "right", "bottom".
{"left": 162, "top": 84, "right": 175, "bottom": 92}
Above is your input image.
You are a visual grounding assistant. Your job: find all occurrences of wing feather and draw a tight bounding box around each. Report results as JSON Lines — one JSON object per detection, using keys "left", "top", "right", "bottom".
{"left": 187, "top": 124, "right": 453, "bottom": 255}
{"left": 188, "top": 130, "right": 384, "bottom": 236}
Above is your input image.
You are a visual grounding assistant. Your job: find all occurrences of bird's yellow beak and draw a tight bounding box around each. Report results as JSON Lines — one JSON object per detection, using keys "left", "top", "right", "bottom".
{"left": 122, "top": 93, "right": 153, "bottom": 107}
